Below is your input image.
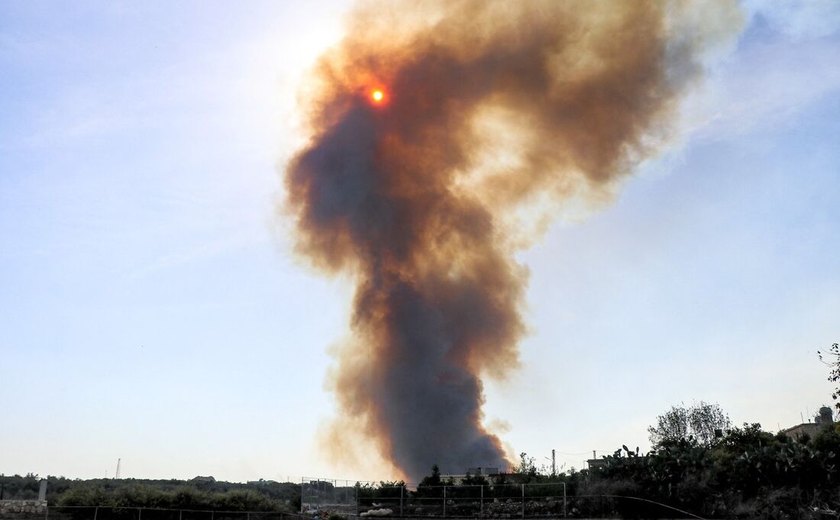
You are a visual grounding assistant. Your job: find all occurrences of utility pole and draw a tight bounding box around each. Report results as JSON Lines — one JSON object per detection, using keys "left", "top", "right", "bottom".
{"left": 551, "top": 450, "right": 556, "bottom": 477}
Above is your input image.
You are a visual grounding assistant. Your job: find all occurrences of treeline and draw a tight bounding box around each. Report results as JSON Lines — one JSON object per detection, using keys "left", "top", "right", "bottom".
{"left": 0, "top": 475, "right": 300, "bottom": 512}
{"left": 364, "top": 422, "right": 839, "bottom": 518}
{"left": 586, "top": 423, "right": 840, "bottom": 519}
{"left": 399, "top": 422, "right": 838, "bottom": 519}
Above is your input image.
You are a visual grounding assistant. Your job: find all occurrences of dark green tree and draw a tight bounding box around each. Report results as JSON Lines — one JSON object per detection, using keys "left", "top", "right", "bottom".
{"left": 419, "top": 465, "right": 441, "bottom": 487}
{"left": 416, "top": 465, "right": 443, "bottom": 499}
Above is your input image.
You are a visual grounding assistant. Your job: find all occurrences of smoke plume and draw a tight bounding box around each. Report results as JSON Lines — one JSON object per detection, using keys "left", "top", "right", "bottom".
{"left": 285, "top": 0, "right": 740, "bottom": 482}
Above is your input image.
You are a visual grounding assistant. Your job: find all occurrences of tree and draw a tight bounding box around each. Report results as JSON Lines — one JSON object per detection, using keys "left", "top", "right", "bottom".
{"left": 648, "top": 401, "right": 731, "bottom": 447}
{"left": 416, "top": 465, "right": 443, "bottom": 498}
{"left": 419, "top": 464, "right": 441, "bottom": 487}
{"left": 591, "top": 422, "right": 840, "bottom": 518}
{"left": 818, "top": 342, "right": 840, "bottom": 412}
{"left": 515, "top": 452, "right": 537, "bottom": 476}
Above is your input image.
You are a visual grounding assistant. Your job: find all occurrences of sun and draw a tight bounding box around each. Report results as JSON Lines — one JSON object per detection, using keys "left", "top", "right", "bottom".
{"left": 370, "top": 89, "right": 385, "bottom": 104}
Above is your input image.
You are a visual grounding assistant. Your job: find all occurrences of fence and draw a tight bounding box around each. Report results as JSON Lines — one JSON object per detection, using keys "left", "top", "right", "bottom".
{"left": 300, "top": 479, "right": 359, "bottom": 515}
{"left": 0, "top": 486, "right": 703, "bottom": 520}
{"left": 301, "top": 481, "right": 569, "bottom": 518}
{"left": 0, "top": 499, "right": 705, "bottom": 520}
{"left": 0, "top": 507, "right": 305, "bottom": 520}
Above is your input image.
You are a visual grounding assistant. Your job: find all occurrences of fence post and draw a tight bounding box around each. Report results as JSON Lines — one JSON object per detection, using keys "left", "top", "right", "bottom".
{"left": 94, "top": 507, "right": 99, "bottom": 520}
{"left": 562, "top": 483, "right": 567, "bottom": 518}
{"left": 400, "top": 485, "right": 404, "bottom": 517}
{"left": 480, "top": 485, "right": 484, "bottom": 518}
{"left": 179, "top": 510, "right": 183, "bottom": 520}
{"left": 442, "top": 486, "right": 446, "bottom": 518}
{"left": 521, "top": 484, "right": 525, "bottom": 519}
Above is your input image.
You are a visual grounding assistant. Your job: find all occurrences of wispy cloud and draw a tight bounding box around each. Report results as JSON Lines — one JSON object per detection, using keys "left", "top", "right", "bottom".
{"left": 678, "top": 1, "right": 840, "bottom": 143}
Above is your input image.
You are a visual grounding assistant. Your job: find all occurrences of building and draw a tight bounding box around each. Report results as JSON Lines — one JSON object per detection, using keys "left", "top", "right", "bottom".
{"left": 781, "top": 406, "right": 835, "bottom": 439}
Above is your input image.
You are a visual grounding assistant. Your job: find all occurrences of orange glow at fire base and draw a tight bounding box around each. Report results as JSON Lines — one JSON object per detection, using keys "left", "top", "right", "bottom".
{"left": 371, "top": 89, "right": 385, "bottom": 103}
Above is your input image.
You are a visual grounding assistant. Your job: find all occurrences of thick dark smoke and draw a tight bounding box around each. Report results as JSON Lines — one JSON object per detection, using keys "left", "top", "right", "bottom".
{"left": 285, "top": 0, "right": 739, "bottom": 482}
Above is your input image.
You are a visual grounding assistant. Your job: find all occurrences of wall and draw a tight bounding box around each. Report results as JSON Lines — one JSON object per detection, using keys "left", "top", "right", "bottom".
{"left": 0, "top": 500, "right": 47, "bottom": 515}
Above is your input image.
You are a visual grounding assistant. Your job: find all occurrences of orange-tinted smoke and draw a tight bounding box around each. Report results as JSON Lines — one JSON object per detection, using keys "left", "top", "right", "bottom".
{"left": 285, "top": 0, "right": 739, "bottom": 481}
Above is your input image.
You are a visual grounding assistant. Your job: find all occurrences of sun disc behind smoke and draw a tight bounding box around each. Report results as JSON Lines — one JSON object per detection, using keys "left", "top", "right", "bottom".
{"left": 370, "top": 88, "right": 385, "bottom": 104}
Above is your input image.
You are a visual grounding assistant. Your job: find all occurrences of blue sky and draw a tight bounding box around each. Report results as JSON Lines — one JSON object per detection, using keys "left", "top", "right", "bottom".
{"left": 1, "top": 1, "right": 839, "bottom": 482}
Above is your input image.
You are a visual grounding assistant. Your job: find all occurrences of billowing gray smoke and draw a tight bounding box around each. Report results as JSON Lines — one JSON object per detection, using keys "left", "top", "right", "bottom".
{"left": 284, "top": 0, "right": 740, "bottom": 482}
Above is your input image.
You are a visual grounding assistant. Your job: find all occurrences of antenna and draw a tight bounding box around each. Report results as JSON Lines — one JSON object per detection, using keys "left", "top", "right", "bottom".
{"left": 115, "top": 458, "right": 121, "bottom": 479}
